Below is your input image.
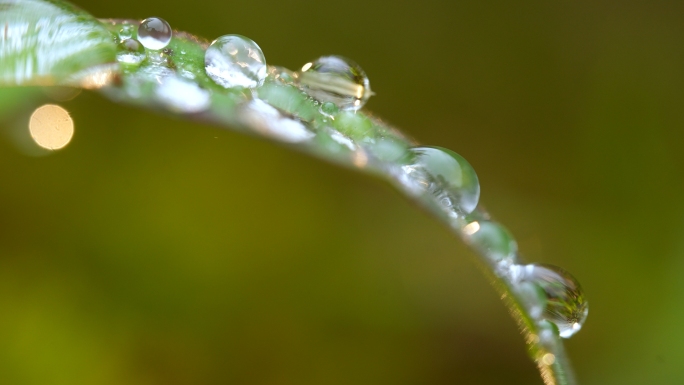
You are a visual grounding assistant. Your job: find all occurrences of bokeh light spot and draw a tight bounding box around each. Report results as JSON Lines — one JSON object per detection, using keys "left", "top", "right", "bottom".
{"left": 28, "top": 104, "right": 74, "bottom": 150}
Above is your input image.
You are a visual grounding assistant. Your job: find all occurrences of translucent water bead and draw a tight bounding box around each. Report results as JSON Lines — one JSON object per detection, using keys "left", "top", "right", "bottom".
{"left": 514, "top": 264, "right": 588, "bottom": 338}
{"left": 138, "top": 17, "right": 172, "bottom": 50}
{"left": 402, "top": 146, "right": 480, "bottom": 215}
{"left": 205, "top": 35, "right": 267, "bottom": 89}
{"left": 116, "top": 39, "right": 145, "bottom": 65}
{"left": 297, "top": 56, "right": 372, "bottom": 111}
{"left": 462, "top": 219, "right": 517, "bottom": 266}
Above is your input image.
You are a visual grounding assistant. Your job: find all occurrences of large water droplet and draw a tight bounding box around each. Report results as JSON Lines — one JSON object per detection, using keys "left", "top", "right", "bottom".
{"left": 205, "top": 35, "right": 267, "bottom": 89}
{"left": 138, "top": 17, "right": 172, "bottom": 50}
{"left": 116, "top": 38, "right": 145, "bottom": 65}
{"left": 400, "top": 146, "right": 480, "bottom": 215}
{"left": 514, "top": 264, "right": 588, "bottom": 338}
{"left": 297, "top": 56, "right": 372, "bottom": 111}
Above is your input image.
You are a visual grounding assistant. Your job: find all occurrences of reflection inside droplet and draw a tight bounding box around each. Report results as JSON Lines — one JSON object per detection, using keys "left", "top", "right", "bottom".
{"left": 514, "top": 263, "right": 588, "bottom": 338}
{"left": 297, "top": 55, "right": 372, "bottom": 111}
{"left": 138, "top": 17, "right": 172, "bottom": 50}
{"left": 205, "top": 35, "right": 267, "bottom": 89}
{"left": 28, "top": 104, "right": 74, "bottom": 150}
{"left": 400, "top": 146, "right": 481, "bottom": 216}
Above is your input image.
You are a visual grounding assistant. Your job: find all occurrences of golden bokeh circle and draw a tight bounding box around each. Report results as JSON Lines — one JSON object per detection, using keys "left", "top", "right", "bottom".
{"left": 29, "top": 104, "right": 74, "bottom": 150}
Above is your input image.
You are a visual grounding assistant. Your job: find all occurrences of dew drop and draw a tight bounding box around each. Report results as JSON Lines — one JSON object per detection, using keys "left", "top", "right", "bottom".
{"left": 268, "top": 66, "right": 296, "bottom": 84}
{"left": 118, "top": 24, "right": 135, "bottom": 40}
{"left": 297, "top": 55, "right": 372, "bottom": 111}
{"left": 462, "top": 220, "right": 517, "bottom": 265}
{"left": 138, "top": 17, "right": 172, "bottom": 50}
{"left": 400, "top": 146, "right": 480, "bottom": 215}
{"left": 320, "top": 102, "right": 339, "bottom": 116}
{"left": 514, "top": 264, "right": 588, "bottom": 338}
{"left": 205, "top": 35, "right": 267, "bottom": 89}
{"left": 116, "top": 38, "right": 146, "bottom": 65}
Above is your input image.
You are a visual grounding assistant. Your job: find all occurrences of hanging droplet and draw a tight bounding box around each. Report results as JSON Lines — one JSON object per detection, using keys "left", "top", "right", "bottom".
{"left": 514, "top": 264, "right": 588, "bottom": 338}
{"left": 297, "top": 55, "right": 372, "bottom": 111}
{"left": 400, "top": 146, "right": 480, "bottom": 215}
{"left": 462, "top": 219, "right": 517, "bottom": 265}
{"left": 137, "top": 17, "right": 172, "bottom": 50}
{"left": 205, "top": 35, "right": 267, "bottom": 89}
{"left": 116, "top": 39, "right": 146, "bottom": 65}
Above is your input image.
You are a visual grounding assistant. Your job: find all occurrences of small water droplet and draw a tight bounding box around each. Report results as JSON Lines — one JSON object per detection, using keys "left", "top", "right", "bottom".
{"left": 205, "top": 35, "right": 267, "bottom": 89}
{"left": 320, "top": 102, "right": 339, "bottom": 116}
{"left": 116, "top": 38, "right": 145, "bottom": 65}
{"left": 462, "top": 220, "right": 518, "bottom": 265}
{"left": 297, "top": 55, "right": 372, "bottom": 111}
{"left": 118, "top": 24, "right": 135, "bottom": 40}
{"left": 514, "top": 264, "right": 588, "bottom": 338}
{"left": 146, "top": 50, "right": 172, "bottom": 66}
{"left": 268, "top": 66, "right": 296, "bottom": 84}
{"left": 400, "top": 146, "right": 480, "bottom": 215}
{"left": 138, "top": 17, "right": 172, "bottom": 50}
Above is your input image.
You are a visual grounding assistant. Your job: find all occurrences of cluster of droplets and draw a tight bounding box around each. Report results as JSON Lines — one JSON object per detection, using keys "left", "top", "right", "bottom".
{"left": 109, "top": 19, "right": 589, "bottom": 340}
{"left": 461, "top": 214, "right": 589, "bottom": 338}
{"left": 114, "top": 17, "right": 173, "bottom": 68}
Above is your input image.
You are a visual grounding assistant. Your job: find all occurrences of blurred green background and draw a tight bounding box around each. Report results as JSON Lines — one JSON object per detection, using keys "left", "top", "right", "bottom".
{"left": 2, "top": 0, "right": 684, "bottom": 384}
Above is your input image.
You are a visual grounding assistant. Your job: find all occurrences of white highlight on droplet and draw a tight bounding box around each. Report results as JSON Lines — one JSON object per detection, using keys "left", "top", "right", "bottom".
{"left": 28, "top": 104, "right": 74, "bottom": 150}
{"left": 463, "top": 221, "right": 481, "bottom": 235}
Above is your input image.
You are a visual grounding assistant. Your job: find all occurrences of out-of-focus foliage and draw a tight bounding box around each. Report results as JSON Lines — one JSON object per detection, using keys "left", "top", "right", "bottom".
{"left": 0, "top": 0, "right": 115, "bottom": 86}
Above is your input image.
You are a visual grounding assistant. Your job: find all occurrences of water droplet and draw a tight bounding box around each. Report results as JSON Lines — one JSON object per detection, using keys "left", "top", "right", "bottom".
{"left": 116, "top": 38, "right": 146, "bottom": 65}
{"left": 400, "top": 146, "right": 480, "bottom": 215}
{"left": 146, "top": 49, "right": 172, "bottom": 66}
{"left": 138, "top": 17, "right": 172, "bottom": 50}
{"left": 268, "top": 66, "right": 296, "bottom": 84}
{"left": 320, "top": 102, "right": 339, "bottom": 116}
{"left": 205, "top": 35, "right": 267, "bottom": 89}
{"left": 118, "top": 24, "right": 135, "bottom": 40}
{"left": 514, "top": 264, "right": 588, "bottom": 338}
{"left": 297, "top": 55, "right": 372, "bottom": 111}
{"left": 462, "top": 220, "right": 517, "bottom": 265}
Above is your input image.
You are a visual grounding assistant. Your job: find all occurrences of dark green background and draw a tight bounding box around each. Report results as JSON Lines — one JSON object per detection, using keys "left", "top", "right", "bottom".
{"left": 1, "top": 0, "right": 683, "bottom": 384}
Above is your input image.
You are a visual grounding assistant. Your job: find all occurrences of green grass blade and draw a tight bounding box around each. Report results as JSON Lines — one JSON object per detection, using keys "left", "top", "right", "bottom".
{"left": 0, "top": 2, "right": 583, "bottom": 384}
